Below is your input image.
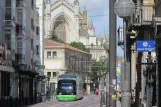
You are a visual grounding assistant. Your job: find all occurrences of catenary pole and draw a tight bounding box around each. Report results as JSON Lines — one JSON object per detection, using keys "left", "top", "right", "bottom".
{"left": 109, "top": 0, "right": 117, "bottom": 107}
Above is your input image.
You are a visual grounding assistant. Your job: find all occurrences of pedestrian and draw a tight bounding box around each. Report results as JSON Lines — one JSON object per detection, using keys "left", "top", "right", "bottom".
{"left": 95, "top": 88, "right": 99, "bottom": 95}
{"left": 83, "top": 88, "right": 86, "bottom": 94}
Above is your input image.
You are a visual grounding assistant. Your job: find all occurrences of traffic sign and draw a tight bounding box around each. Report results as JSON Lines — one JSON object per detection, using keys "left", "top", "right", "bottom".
{"left": 136, "top": 40, "right": 155, "bottom": 52}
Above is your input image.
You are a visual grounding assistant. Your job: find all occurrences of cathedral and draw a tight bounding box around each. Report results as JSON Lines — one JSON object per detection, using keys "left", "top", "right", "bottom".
{"left": 44, "top": 0, "right": 108, "bottom": 60}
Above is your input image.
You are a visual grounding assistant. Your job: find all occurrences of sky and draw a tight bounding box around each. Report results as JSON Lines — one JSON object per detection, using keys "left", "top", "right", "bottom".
{"left": 50, "top": 0, "right": 123, "bottom": 57}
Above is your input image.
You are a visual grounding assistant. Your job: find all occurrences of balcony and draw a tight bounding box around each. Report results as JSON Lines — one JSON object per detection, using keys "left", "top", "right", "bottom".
{"left": 16, "top": 53, "right": 25, "bottom": 64}
{"left": 16, "top": 24, "right": 26, "bottom": 35}
{"left": 87, "top": 45, "right": 104, "bottom": 50}
{"left": 5, "top": 7, "right": 16, "bottom": 21}
{"left": 16, "top": 0, "right": 26, "bottom": 7}
{"left": 5, "top": 20, "right": 15, "bottom": 28}
{"left": 129, "top": 4, "right": 161, "bottom": 26}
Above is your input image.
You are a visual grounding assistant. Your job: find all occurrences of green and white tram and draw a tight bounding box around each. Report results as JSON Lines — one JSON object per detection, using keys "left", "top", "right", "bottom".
{"left": 56, "top": 74, "right": 83, "bottom": 101}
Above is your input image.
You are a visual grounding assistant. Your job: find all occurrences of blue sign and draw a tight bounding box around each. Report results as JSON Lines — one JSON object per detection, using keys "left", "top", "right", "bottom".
{"left": 116, "top": 76, "right": 119, "bottom": 83}
{"left": 136, "top": 40, "right": 155, "bottom": 52}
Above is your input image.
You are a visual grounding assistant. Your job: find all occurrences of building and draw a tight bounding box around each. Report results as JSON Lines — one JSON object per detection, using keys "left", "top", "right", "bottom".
{"left": 122, "top": 0, "right": 161, "bottom": 106}
{"left": 0, "top": 0, "right": 15, "bottom": 98}
{"left": 13, "top": 0, "right": 42, "bottom": 105}
{"left": 44, "top": 0, "right": 108, "bottom": 61}
{"left": 44, "top": 39, "right": 92, "bottom": 94}
{"left": 153, "top": 0, "right": 161, "bottom": 106}
{"left": 0, "top": 0, "right": 43, "bottom": 106}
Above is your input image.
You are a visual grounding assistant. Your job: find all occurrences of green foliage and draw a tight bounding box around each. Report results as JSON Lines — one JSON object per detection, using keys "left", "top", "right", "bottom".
{"left": 69, "top": 41, "right": 89, "bottom": 52}
{"left": 91, "top": 60, "right": 108, "bottom": 82}
{"left": 49, "top": 29, "right": 66, "bottom": 43}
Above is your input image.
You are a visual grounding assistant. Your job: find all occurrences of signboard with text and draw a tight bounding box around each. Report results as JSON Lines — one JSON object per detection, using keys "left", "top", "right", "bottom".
{"left": 136, "top": 40, "right": 155, "bottom": 52}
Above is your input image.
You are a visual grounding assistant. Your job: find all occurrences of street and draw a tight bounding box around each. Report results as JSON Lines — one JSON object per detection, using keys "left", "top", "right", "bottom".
{"left": 29, "top": 95, "right": 121, "bottom": 107}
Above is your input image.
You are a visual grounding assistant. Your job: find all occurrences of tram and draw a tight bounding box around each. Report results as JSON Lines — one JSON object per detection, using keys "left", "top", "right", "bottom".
{"left": 56, "top": 74, "right": 84, "bottom": 101}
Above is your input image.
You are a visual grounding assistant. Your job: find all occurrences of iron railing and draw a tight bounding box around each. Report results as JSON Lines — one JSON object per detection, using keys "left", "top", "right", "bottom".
{"left": 130, "top": 4, "right": 154, "bottom": 25}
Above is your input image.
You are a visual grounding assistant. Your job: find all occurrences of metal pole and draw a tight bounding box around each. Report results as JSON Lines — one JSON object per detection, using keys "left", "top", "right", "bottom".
{"left": 121, "top": 18, "right": 131, "bottom": 107}
{"left": 109, "top": 0, "right": 117, "bottom": 106}
{"left": 106, "top": 51, "right": 109, "bottom": 107}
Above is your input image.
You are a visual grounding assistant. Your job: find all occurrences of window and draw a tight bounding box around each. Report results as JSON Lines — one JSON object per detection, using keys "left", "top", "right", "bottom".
{"left": 47, "top": 51, "right": 51, "bottom": 58}
{"left": 5, "top": 34, "right": 11, "bottom": 50}
{"left": 31, "top": 0, "right": 34, "bottom": 8}
{"left": 53, "top": 72, "right": 56, "bottom": 78}
{"left": 31, "top": 18, "right": 34, "bottom": 31}
{"left": 36, "top": 26, "right": 39, "bottom": 35}
{"left": 47, "top": 72, "right": 51, "bottom": 77}
{"left": 6, "top": 0, "right": 11, "bottom": 7}
{"left": 52, "top": 51, "right": 57, "bottom": 58}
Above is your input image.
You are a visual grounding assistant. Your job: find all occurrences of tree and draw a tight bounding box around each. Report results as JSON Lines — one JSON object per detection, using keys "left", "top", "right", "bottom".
{"left": 91, "top": 60, "right": 108, "bottom": 82}
{"left": 49, "top": 29, "right": 65, "bottom": 43}
{"left": 70, "top": 41, "right": 89, "bottom": 52}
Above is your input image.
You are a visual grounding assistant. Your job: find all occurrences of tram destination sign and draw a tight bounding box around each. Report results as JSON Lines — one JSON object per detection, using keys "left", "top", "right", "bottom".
{"left": 136, "top": 40, "right": 155, "bottom": 52}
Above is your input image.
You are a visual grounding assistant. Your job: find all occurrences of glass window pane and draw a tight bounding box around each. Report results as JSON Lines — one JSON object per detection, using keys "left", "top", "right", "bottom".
{"left": 47, "top": 51, "right": 51, "bottom": 58}
{"left": 47, "top": 72, "right": 51, "bottom": 77}
{"left": 53, "top": 51, "right": 57, "bottom": 58}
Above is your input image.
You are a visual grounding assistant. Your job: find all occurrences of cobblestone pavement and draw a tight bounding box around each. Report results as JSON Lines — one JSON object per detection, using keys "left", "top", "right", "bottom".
{"left": 29, "top": 95, "right": 121, "bottom": 107}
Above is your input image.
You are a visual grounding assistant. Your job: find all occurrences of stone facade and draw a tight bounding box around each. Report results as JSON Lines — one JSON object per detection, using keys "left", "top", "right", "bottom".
{"left": 44, "top": 39, "right": 91, "bottom": 93}
{"left": 44, "top": 0, "right": 108, "bottom": 61}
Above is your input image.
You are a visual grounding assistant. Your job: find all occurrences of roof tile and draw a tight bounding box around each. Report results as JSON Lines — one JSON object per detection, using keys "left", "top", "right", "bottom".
{"left": 44, "top": 39, "right": 91, "bottom": 55}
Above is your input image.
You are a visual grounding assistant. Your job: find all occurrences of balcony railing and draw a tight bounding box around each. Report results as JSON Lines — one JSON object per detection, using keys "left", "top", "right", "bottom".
{"left": 130, "top": 4, "right": 153, "bottom": 25}
{"left": 87, "top": 45, "right": 104, "bottom": 49}
{"left": 16, "top": 53, "right": 25, "bottom": 64}
{"left": 5, "top": 20, "right": 15, "bottom": 27}
{"left": 16, "top": 0, "right": 26, "bottom": 7}
{"left": 5, "top": 7, "right": 16, "bottom": 21}
{"left": 16, "top": 24, "right": 26, "bottom": 35}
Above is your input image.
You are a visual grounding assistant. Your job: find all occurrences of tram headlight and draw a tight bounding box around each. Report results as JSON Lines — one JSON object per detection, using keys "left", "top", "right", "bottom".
{"left": 59, "top": 93, "right": 62, "bottom": 95}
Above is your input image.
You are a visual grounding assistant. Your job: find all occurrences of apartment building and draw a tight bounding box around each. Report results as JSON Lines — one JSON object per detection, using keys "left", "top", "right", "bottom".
{"left": 0, "top": 0, "right": 16, "bottom": 98}
{"left": 15, "top": 0, "right": 42, "bottom": 105}
{"left": 121, "top": 0, "right": 161, "bottom": 106}
{"left": 0, "top": 0, "right": 42, "bottom": 106}
{"left": 44, "top": 39, "right": 92, "bottom": 94}
{"left": 153, "top": 0, "right": 161, "bottom": 106}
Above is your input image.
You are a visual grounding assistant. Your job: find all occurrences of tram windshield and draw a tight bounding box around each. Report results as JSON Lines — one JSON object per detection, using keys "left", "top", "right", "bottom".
{"left": 57, "top": 80, "right": 76, "bottom": 94}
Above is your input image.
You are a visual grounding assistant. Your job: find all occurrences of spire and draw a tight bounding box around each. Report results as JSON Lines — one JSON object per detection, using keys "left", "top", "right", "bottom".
{"left": 74, "top": 0, "right": 79, "bottom": 5}
{"left": 88, "top": 19, "right": 95, "bottom": 31}
{"left": 83, "top": 6, "right": 87, "bottom": 14}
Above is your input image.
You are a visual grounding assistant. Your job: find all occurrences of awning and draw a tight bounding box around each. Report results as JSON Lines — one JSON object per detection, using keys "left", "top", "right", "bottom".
{"left": 0, "top": 65, "right": 14, "bottom": 72}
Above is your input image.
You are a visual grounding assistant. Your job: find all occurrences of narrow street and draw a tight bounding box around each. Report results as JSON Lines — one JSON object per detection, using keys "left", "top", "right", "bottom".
{"left": 29, "top": 95, "right": 121, "bottom": 107}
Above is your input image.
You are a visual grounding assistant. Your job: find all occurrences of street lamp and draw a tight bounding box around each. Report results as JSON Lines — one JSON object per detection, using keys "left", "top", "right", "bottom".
{"left": 114, "top": 0, "right": 135, "bottom": 18}
{"left": 103, "top": 41, "right": 109, "bottom": 107}
{"left": 99, "top": 56, "right": 107, "bottom": 107}
{"left": 100, "top": 56, "right": 107, "bottom": 63}
{"left": 114, "top": 0, "right": 135, "bottom": 107}
{"left": 103, "top": 41, "right": 109, "bottom": 52}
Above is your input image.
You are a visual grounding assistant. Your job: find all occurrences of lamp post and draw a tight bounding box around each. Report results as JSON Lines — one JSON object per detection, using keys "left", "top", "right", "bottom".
{"left": 109, "top": 0, "right": 117, "bottom": 106}
{"left": 100, "top": 56, "right": 107, "bottom": 107}
{"left": 114, "top": 0, "right": 135, "bottom": 107}
{"left": 103, "top": 41, "right": 109, "bottom": 107}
